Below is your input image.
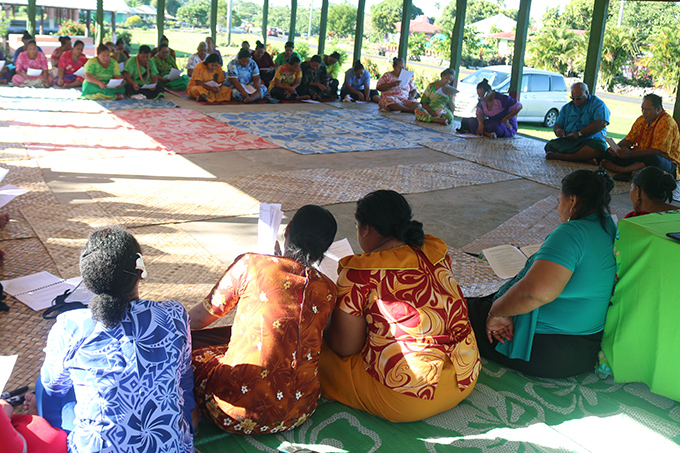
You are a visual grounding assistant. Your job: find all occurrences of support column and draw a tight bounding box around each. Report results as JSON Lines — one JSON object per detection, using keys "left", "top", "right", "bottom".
{"left": 156, "top": 0, "right": 165, "bottom": 45}
{"left": 262, "top": 0, "right": 269, "bottom": 45}
{"left": 95, "top": 0, "right": 104, "bottom": 45}
{"left": 352, "top": 0, "right": 366, "bottom": 62}
{"left": 289, "top": 0, "right": 297, "bottom": 42}
{"left": 86, "top": 10, "right": 91, "bottom": 38}
{"left": 397, "top": 0, "right": 411, "bottom": 61}
{"left": 226, "top": 0, "right": 233, "bottom": 45}
{"left": 317, "top": 0, "right": 329, "bottom": 55}
{"left": 509, "top": 0, "right": 531, "bottom": 100}
{"left": 674, "top": 76, "right": 680, "bottom": 124}
{"left": 210, "top": 0, "right": 218, "bottom": 43}
{"left": 111, "top": 11, "right": 116, "bottom": 43}
{"left": 583, "top": 0, "right": 609, "bottom": 94}
{"left": 39, "top": 6, "right": 44, "bottom": 35}
{"left": 449, "top": 0, "right": 467, "bottom": 82}
{"left": 27, "top": 0, "right": 36, "bottom": 36}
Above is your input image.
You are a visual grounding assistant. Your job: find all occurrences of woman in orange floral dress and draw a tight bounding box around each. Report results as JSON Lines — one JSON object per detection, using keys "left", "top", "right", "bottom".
{"left": 189, "top": 205, "right": 337, "bottom": 434}
{"left": 321, "top": 190, "right": 480, "bottom": 422}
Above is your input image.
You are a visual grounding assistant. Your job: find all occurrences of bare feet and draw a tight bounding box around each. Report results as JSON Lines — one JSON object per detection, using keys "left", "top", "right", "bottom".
{"left": 600, "top": 159, "right": 627, "bottom": 173}
{"left": 545, "top": 152, "right": 561, "bottom": 160}
{"left": 298, "top": 95, "right": 311, "bottom": 100}
{"left": 23, "top": 392, "right": 38, "bottom": 415}
{"left": 0, "top": 213, "right": 10, "bottom": 228}
{"left": 116, "top": 94, "right": 125, "bottom": 100}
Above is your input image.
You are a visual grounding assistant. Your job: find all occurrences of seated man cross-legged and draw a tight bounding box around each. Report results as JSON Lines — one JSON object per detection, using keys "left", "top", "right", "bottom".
{"left": 545, "top": 82, "right": 610, "bottom": 163}
{"left": 602, "top": 94, "right": 680, "bottom": 181}
{"left": 123, "top": 45, "right": 164, "bottom": 99}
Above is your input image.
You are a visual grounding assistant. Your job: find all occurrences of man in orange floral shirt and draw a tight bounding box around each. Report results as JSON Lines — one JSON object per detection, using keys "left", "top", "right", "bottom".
{"left": 603, "top": 94, "right": 680, "bottom": 180}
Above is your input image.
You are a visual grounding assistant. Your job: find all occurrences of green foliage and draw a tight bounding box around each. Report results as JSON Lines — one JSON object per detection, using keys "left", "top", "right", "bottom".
{"left": 58, "top": 19, "right": 86, "bottom": 35}
{"left": 166, "top": 0, "right": 183, "bottom": 16}
{"left": 177, "top": 0, "right": 211, "bottom": 27}
{"left": 645, "top": 25, "right": 680, "bottom": 93}
{"left": 370, "top": 0, "right": 424, "bottom": 38}
{"left": 526, "top": 28, "right": 586, "bottom": 75}
{"left": 615, "top": 1, "right": 680, "bottom": 43}
{"left": 430, "top": 33, "right": 450, "bottom": 58}
{"left": 327, "top": 2, "right": 357, "bottom": 38}
{"left": 435, "top": 2, "right": 457, "bottom": 33}
{"left": 465, "top": 0, "right": 501, "bottom": 24}
{"left": 361, "top": 57, "right": 381, "bottom": 80}
{"left": 461, "top": 25, "right": 482, "bottom": 61}
{"left": 295, "top": 41, "right": 310, "bottom": 60}
{"left": 126, "top": 15, "right": 145, "bottom": 27}
{"left": 328, "top": 45, "right": 348, "bottom": 65}
{"left": 407, "top": 33, "right": 428, "bottom": 61}
{"left": 557, "top": 0, "right": 601, "bottom": 30}
{"left": 104, "top": 30, "right": 132, "bottom": 45}
{"left": 599, "top": 26, "right": 638, "bottom": 91}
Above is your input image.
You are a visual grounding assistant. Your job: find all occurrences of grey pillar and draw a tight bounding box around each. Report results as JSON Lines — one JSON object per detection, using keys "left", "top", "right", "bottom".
{"left": 397, "top": 0, "right": 411, "bottom": 60}
{"left": 352, "top": 0, "right": 366, "bottom": 62}
{"left": 156, "top": 0, "right": 165, "bottom": 45}
{"left": 583, "top": 0, "right": 610, "bottom": 94}
{"left": 95, "top": 0, "right": 104, "bottom": 44}
{"left": 449, "top": 0, "right": 467, "bottom": 82}
{"left": 262, "top": 0, "right": 269, "bottom": 45}
{"left": 27, "top": 0, "right": 36, "bottom": 36}
{"left": 317, "top": 0, "right": 329, "bottom": 55}
{"left": 509, "top": 0, "right": 531, "bottom": 100}
{"left": 210, "top": 0, "right": 218, "bottom": 43}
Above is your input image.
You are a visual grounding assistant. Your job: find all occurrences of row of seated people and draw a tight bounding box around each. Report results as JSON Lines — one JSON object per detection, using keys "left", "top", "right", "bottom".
{"left": 3, "top": 169, "right": 677, "bottom": 451}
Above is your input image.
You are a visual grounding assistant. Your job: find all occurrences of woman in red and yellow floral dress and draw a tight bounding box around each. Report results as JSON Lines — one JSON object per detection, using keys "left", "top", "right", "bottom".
{"left": 189, "top": 205, "right": 337, "bottom": 434}
{"left": 321, "top": 190, "right": 480, "bottom": 422}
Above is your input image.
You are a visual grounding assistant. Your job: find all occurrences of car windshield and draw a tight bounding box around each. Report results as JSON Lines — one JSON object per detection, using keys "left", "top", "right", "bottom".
{"left": 461, "top": 70, "right": 510, "bottom": 89}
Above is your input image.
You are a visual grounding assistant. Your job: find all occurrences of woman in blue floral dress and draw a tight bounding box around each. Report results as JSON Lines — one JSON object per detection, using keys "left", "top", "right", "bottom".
{"left": 39, "top": 226, "right": 195, "bottom": 452}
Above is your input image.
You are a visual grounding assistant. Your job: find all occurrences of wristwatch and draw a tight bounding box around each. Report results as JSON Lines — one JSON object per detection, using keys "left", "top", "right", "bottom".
{"left": 577, "top": 131, "right": 583, "bottom": 138}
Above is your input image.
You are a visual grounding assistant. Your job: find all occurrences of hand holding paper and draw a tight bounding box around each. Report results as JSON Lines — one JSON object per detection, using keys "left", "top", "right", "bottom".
{"left": 258, "top": 203, "right": 284, "bottom": 254}
{"left": 74, "top": 66, "right": 86, "bottom": 77}
{"left": 107, "top": 78, "right": 124, "bottom": 89}
{"left": 27, "top": 67, "right": 43, "bottom": 77}
{"left": 140, "top": 83, "right": 157, "bottom": 90}
{"left": 168, "top": 68, "right": 182, "bottom": 80}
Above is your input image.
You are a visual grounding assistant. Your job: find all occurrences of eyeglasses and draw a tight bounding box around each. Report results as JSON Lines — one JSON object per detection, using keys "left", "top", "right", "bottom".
{"left": 571, "top": 95, "right": 586, "bottom": 101}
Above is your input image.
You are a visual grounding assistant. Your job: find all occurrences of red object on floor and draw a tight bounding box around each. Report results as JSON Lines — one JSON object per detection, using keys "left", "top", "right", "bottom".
{"left": 112, "top": 109, "right": 278, "bottom": 154}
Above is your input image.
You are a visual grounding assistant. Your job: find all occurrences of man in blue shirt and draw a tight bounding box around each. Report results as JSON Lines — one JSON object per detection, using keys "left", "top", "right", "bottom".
{"left": 545, "top": 82, "right": 611, "bottom": 163}
{"left": 340, "top": 60, "right": 380, "bottom": 103}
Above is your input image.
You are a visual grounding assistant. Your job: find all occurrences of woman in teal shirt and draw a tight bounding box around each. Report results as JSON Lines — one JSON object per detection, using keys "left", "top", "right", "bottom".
{"left": 468, "top": 169, "right": 617, "bottom": 377}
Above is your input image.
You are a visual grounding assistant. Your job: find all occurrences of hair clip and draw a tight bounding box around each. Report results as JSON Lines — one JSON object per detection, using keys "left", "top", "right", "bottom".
{"left": 136, "top": 253, "right": 148, "bottom": 279}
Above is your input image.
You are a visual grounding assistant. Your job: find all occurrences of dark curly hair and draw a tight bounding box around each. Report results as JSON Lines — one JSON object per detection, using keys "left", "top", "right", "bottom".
{"left": 561, "top": 169, "right": 614, "bottom": 229}
{"left": 633, "top": 166, "right": 677, "bottom": 203}
{"left": 285, "top": 205, "right": 337, "bottom": 267}
{"left": 355, "top": 190, "right": 425, "bottom": 248}
{"left": 80, "top": 226, "right": 142, "bottom": 328}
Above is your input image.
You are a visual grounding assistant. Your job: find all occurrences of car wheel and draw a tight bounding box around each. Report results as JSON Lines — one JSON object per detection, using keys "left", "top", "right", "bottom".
{"left": 543, "top": 109, "right": 559, "bottom": 127}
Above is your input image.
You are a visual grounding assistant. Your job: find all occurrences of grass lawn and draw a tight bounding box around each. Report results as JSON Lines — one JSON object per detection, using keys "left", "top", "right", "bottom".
{"left": 518, "top": 97, "right": 638, "bottom": 142}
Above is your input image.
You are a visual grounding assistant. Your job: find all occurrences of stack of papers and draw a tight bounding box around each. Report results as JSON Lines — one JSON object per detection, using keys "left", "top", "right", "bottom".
{"left": 318, "top": 238, "right": 354, "bottom": 282}
{"left": 204, "top": 81, "right": 220, "bottom": 88}
{"left": 482, "top": 243, "right": 543, "bottom": 279}
{"left": 141, "top": 82, "right": 157, "bottom": 90}
{"left": 168, "top": 68, "right": 182, "bottom": 80}
{"left": 27, "top": 68, "right": 43, "bottom": 76}
{"left": 258, "top": 203, "right": 284, "bottom": 254}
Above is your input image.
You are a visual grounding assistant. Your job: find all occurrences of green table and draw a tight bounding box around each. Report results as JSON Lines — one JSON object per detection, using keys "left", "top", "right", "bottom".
{"left": 602, "top": 210, "right": 680, "bottom": 401}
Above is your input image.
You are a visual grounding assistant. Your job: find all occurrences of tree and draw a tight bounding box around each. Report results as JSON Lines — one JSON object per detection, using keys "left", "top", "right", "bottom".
{"left": 125, "top": 15, "right": 144, "bottom": 27}
{"left": 371, "top": 0, "right": 423, "bottom": 38}
{"left": 526, "top": 28, "right": 586, "bottom": 75}
{"left": 465, "top": 0, "right": 500, "bottom": 24}
{"left": 176, "top": 0, "right": 211, "bottom": 27}
{"left": 645, "top": 25, "right": 680, "bottom": 93}
{"left": 407, "top": 32, "right": 428, "bottom": 61}
{"left": 166, "top": 0, "right": 184, "bottom": 16}
{"left": 327, "top": 2, "right": 357, "bottom": 38}
{"left": 435, "top": 1, "right": 457, "bottom": 33}
{"left": 599, "top": 26, "right": 638, "bottom": 90}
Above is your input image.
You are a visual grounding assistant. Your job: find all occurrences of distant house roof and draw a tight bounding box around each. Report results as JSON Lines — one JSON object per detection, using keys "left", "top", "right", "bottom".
{"left": 468, "top": 13, "right": 516, "bottom": 35}
{"left": 394, "top": 15, "right": 442, "bottom": 35}
{"left": 130, "top": 5, "right": 157, "bottom": 15}
{"left": 0, "top": 0, "right": 130, "bottom": 13}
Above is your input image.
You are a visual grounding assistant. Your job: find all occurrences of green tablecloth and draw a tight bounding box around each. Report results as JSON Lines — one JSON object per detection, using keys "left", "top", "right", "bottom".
{"left": 602, "top": 210, "right": 680, "bottom": 402}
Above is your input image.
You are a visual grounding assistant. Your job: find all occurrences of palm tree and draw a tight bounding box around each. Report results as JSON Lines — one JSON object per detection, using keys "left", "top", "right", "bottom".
{"left": 527, "top": 28, "right": 586, "bottom": 75}
{"left": 599, "top": 26, "right": 639, "bottom": 90}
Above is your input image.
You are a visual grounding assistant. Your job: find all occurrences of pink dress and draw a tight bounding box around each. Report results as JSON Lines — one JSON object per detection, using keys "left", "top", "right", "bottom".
{"left": 12, "top": 51, "right": 52, "bottom": 86}
{"left": 378, "top": 71, "right": 416, "bottom": 111}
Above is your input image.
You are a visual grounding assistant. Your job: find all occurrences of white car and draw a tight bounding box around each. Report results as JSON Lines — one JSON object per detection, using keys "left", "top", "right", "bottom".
{"left": 454, "top": 66, "right": 569, "bottom": 127}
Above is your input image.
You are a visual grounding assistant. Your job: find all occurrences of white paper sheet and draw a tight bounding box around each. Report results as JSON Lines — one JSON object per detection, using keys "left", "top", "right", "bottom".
{"left": 73, "top": 66, "right": 86, "bottom": 77}
{"left": 318, "top": 238, "right": 354, "bottom": 282}
{"left": 482, "top": 245, "right": 528, "bottom": 279}
{"left": 258, "top": 203, "right": 284, "bottom": 254}
{"left": 355, "top": 100, "right": 369, "bottom": 104}
{"left": 204, "top": 80, "right": 220, "bottom": 88}
{"left": 1, "top": 271, "right": 91, "bottom": 311}
{"left": 0, "top": 167, "right": 8, "bottom": 183}
{"left": 519, "top": 243, "right": 543, "bottom": 258}
{"left": 107, "top": 78, "right": 124, "bottom": 88}
{"left": 397, "top": 69, "right": 414, "bottom": 86}
{"left": 27, "top": 67, "right": 43, "bottom": 76}
{"left": 168, "top": 68, "right": 182, "bottom": 80}
{"left": 119, "top": 62, "right": 125, "bottom": 72}
{"left": 604, "top": 135, "right": 620, "bottom": 152}
{"left": 301, "top": 99, "right": 320, "bottom": 103}
{"left": 0, "top": 355, "right": 18, "bottom": 393}
{"left": 0, "top": 184, "right": 28, "bottom": 209}
{"left": 243, "top": 83, "right": 256, "bottom": 94}
{"left": 141, "top": 82, "right": 157, "bottom": 90}
{"left": 0, "top": 61, "right": 5, "bottom": 71}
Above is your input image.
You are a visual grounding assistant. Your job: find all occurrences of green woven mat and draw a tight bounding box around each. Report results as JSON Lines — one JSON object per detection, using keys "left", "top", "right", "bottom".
{"left": 194, "top": 358, "right": 680, "bottom": 452}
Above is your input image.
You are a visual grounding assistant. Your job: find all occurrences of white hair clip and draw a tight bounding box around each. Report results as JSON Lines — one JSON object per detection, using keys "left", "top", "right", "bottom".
{"left": 136, "top": 253, "right": 148, "bottom": 279}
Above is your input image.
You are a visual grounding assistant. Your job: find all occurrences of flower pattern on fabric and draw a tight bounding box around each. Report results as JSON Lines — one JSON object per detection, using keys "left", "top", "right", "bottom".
{"left": 41, "top": 300, "right": 194, "bottom": 453}
{"left": 377, "top": 71, "right": 416, "bottom": 111}
{"left": 193, "top": 253, "right": 337, "bottom": 435}
{"left": 337, "top": 235, "right": 481, "bottom": 399}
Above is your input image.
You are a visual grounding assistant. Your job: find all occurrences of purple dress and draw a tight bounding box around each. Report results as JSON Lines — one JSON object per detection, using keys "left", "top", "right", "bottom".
{"left": 469, "top": 92, "right": 522, "bottom": 137}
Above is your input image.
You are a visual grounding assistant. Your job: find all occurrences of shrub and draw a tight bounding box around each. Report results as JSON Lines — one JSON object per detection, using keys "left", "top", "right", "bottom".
{"left": 361, "top": 57, "right": 381, "bottom": 80}
{"left": 295, "top": 41, "right": 310, "bottom": 60}
{"left": 328, "top": 45, "right": 348, "bottom": 65}
{"left": 58, "top": 20, "right": 86, "bottom": 35}
{"left": 126, "top": 15, "right": 144, "bottom": 27}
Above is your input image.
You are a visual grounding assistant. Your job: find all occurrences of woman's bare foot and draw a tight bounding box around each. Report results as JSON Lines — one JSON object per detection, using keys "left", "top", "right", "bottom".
{"left": 0, "top": 213, "right": 9, "bottom": 228}
{"left": 23, "top": 392, "right": 38, "bottom": 415}
{"left": 545, "top": 151, "right": 562, "bottom": 160}
{"left": 116, "top": 94, "right": 125, "bottom": 100}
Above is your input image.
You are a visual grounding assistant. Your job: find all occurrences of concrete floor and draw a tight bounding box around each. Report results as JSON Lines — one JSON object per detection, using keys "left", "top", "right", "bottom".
{"left": 39, "top": 93, "right": 634, "bottom": 269}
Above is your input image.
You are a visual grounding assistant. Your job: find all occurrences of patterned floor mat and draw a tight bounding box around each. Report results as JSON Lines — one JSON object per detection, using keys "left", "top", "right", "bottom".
{"left": 113, "top": 109, "right": 279, "bottom": 154}
{"left": 208, "top": 110, "right": 461, "bottom": 154}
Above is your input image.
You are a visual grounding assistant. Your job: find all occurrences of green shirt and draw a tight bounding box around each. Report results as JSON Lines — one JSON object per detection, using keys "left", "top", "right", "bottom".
{"left": 124, "top": 56, "right": 159, "bottom": 85}
{"left": 84, "top": 56, "right": 121, "bottom": 83}
{"left": 274, "top": 51, "right": 301, "bottom": 66}
{"left": 326, "top": 61, "right": 340, "bottom": 80}
{"left": 151, "top": 54, "right": 178, "bottom": 77}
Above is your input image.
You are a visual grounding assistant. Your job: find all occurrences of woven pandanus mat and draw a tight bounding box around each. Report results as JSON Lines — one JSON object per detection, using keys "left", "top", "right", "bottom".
{"left": 421, "top": 138, "right": 630, "bottom": 194}
{"left": 0, "top": 238, "right": 61, "bottom": 391}
{"left": 463, "top": 196, "right": 633, "bottom": 255}
{"left": 0, "top": 160, "right": 59, "bottom": 241}
{"left": 447, "top": 248, "right": 506, "bottom": 298}
{"left": 0, "top": 142, "right": 32, "bottom": 161}
{"left": 331, "top": 101, "right": 381, "bottom": 113}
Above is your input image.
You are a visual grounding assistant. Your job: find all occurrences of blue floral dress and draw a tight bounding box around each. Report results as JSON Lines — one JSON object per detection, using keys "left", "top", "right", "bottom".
{"left": 41, "top": 300, "right": 194, "bottom": 452}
